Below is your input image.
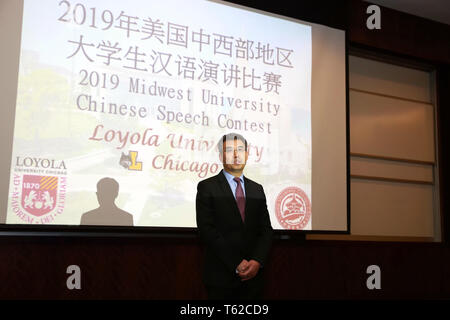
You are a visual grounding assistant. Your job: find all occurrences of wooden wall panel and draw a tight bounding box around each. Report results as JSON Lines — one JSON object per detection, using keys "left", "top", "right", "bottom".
{"left": 350, "top": 156, "right": 434, "bottom": 183}
{"left": 349, "top": 56, "right": 431, "bottom": 102}
{"left": 351, "top": 179, "right": 434, "bottom": 237}
{"left": 350, "top": 90, "right": 435, "bottom": 162}
{"left": 1, "top": 238, "right": 450, "bottom": 299}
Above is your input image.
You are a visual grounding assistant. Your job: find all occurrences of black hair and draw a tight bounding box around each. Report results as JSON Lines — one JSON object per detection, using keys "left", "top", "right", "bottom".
{"left": 217, "top": 133, "right": 248, "bottom": 154}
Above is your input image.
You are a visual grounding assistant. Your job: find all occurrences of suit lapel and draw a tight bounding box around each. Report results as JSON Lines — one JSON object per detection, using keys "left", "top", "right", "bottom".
{"left": 243, "top": 176, "right": 256, "bottom": 221}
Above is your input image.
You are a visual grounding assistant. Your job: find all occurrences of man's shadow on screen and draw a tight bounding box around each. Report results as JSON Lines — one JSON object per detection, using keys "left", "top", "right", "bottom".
{"left": 80, "top": 177, "right": 134, "bottom": 226}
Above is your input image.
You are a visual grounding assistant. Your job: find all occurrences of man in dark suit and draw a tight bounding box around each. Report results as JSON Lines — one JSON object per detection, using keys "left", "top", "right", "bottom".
{"left": 196, "top": 133, "right": 273, "bottom": 300}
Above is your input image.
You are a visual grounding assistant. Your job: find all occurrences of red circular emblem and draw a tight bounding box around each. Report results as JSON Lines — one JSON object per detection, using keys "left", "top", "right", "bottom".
{"left": 275, "top": 187, "right": 311, "bottom": 230}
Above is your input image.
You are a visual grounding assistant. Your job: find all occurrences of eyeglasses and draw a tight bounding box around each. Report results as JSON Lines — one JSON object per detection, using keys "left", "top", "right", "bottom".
{"left": 224, "top": 147, "right": 246, "bottom": 153}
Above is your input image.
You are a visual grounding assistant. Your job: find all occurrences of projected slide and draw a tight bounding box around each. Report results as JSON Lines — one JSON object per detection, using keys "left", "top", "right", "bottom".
{"left": 6, "top": 0, "right": 312, "bottom": 229}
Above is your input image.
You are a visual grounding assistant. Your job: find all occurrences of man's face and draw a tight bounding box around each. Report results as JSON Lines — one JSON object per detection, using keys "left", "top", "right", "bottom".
{"left": 220, "top": 139, "right": 248, "bottom": 174}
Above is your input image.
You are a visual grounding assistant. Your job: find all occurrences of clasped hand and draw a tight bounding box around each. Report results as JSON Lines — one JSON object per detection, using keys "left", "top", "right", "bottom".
{"left": 236, "top": 259, "right": 260, "bottom": 281}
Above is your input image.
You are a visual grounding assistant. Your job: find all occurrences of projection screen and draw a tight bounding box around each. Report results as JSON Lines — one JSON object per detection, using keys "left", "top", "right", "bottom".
{"left": 0, "top": 0, "right": 347, "bottom": 232}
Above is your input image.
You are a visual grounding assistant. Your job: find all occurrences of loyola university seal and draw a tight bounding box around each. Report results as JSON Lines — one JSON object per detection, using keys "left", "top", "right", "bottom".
{"left": 22, "top": 175, "right": 58, "bottom": 216}
{"left": 11, "top": 174, "right": 67, "bottom": 224}
{"left": 275, "top": 186, "right": 311, "bottom": 230}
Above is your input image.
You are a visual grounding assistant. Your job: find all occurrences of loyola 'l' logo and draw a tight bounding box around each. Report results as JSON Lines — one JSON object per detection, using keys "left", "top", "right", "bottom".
{"left": 128, "top": 151, "right": 142, "bottom": 170}
{"left": 119, "top": 151, "right": 142, "bottom": 171}
{"left": 21, "top": 175, "right": 58, "bottom": 216}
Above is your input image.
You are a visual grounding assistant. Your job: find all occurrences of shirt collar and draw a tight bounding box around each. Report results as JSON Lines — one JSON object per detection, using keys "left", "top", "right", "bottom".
{"left": 223, "top": 169, "right": 244, "bottom": 183}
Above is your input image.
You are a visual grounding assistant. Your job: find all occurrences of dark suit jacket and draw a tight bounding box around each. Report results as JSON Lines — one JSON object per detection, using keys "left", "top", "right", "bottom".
{"left": 196, "top": 170, "right": 273, "bottom": 288}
